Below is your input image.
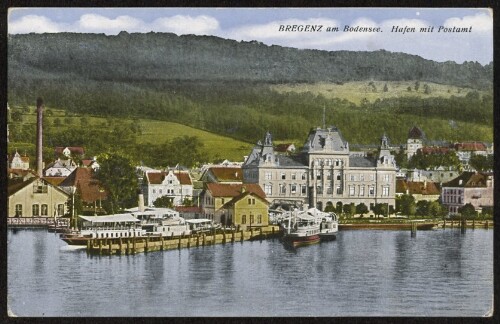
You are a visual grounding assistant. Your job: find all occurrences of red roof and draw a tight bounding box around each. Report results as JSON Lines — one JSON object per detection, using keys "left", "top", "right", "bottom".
{"left": 43, "top": 176, "right": 66, "bottom": 186}
{"left": 454, "top": 142, "right": 487, "bottom": 152}
{"left": 206, "top": 183, "right": 266, "bottom": 199}
{"left": 396, "top": 180, "right": 440, "bottom": 195}
{"left": 223, "top": 190, "right": 270, "bottom": 208}
{"left": 55, "top": 146, "right": 85, "bottom": 156}
{"left": 207, "top": 167, "right": 242, "bottom": 182}
{"left": 420, "top": 146, "right": 451, "bottom": 155}
{"left": 274, "top": 143, "right": 294, "bottom": 152}
{"left": 60, "top": 168, "right": 107, "bottom": 203}
{"left": 146, "top": 171, "right": 192, "bottom": 185}
{"left": 443, "top": 172, "right": 491, "bottom": 188}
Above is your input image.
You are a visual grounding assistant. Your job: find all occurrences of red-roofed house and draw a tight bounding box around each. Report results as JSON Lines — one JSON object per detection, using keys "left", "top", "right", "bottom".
{"left": 222, "top": 188, "right": 270, "bottom": 228}
{"left": 59, "top": 168, "right": 108, "bottom": 215}
{"left": 143, "top": 170, "right": 193, "bottom": 207}
{"left": 274, "top": 143, "right": 296, "bottom": 154}
{"left": 441, "top": 172, "right": 494, "bottom": 214}
{"left": 454, "top": 142, "right": 488, "bottom": 165}
{"left": 175, "top": 206, "right": 203, "bottom": 220}
{"left": 9, "top": 151, "right": 30, "bottom": 170}
{"left": 200, "top": 166, "right": 243, "bottom": 184}
{"left": 396, "top": 179, "right": 441, "bottom": 202}
{"left": 201, "top": 183, "right": 267, "bottom": 224}
{"left": 406, "top": 126, "right": 424, "bottom": 159}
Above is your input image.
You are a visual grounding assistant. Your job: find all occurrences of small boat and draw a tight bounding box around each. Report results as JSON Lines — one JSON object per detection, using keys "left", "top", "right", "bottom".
{"left": 186, "top": 218, "right": 216, "bottom": 234}
{"left": 282, "top": 210, "right": 320, "bottom": 248}
{"left": 301, "top": 208, "right": 339, "bottom": 241}
{"left": 60, "top": 214, "right": 146, "bottom": 245}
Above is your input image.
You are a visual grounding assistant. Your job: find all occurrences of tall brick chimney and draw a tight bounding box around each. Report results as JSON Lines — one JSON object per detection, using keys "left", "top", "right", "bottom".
{"left": 36, "top": 97, "right": 44, "bottom": 177}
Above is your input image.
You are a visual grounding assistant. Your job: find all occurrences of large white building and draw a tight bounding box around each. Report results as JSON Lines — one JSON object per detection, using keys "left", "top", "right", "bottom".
{"left": 143, "top": 170, "right": 193, "bottom": 207}
{"left": 242, "top": 127, "right": 397, "bottom": 212}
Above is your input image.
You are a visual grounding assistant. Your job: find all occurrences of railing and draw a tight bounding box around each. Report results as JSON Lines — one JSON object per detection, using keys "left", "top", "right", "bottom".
{"left": 7, "top": 217, "right": 69, "bottom": 227}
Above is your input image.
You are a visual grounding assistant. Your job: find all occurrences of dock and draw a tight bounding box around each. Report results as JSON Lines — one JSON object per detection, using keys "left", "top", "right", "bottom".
{"left": 86, "top": 225, "right": 281, "bottom": 255}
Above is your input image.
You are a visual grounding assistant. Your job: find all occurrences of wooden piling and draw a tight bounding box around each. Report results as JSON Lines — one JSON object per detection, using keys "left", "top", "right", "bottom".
{"left": 411, "top": 222, "right": 417, "bottom": 237}
{"left": 87, "top": 239, "right": 91, "bottom": 252}
{"left": 223, "top": 230, "right": 226, "bottom": 244}
{"left": 119, "top": 238, "right": 123, "bottom": 254}
{"left": 461, "top": 217, "right": 466, "bottom": 234}
{"left": 108, "top": 240, "right": 112, "bottom": 254}
{"left": 485, "top": 221, "right": 489, "bottom": 229}
{"left": 178, "top": 236, "right": 182, "bottom": 249}
{"left": 126, "top": 239, "right": 130, "bottom": 254}
{"left": 443, "top": 220, "right": 446, "bottom": 229}
{"left": 196, "top": 234, "right": 200, "bottom": 247}
{"left": 259, "top": 228, "right": 263, "bottom": 241}
{"left": 202, "top": 234, "right": 206, "bottom": 246}
{"left": 132, "top": 236, "right": 136, "bottom": 254}
{"left": 472, "top": 219, "right": 475, "bottom": 229}
{"left": 98, "top": 239, "right": 103, "bottom": 255}
{"left": 231, "top": 230, "right": 235, "bottom": 243}
{"left": 240, "top": 230, "right": 244, "bottom": 242}
{"left": 160, "top": 237, "right": 164, "bottom": 251}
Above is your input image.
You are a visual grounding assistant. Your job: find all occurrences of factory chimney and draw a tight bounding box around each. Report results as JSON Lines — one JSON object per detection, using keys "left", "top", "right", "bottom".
{"left": 36, "top": 97, "right": 44, "bottom": 178}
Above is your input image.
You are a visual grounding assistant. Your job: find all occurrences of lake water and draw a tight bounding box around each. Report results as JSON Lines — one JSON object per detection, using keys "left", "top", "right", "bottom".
{"left": 7, "top": 228, "right": 493, "bottom": 317}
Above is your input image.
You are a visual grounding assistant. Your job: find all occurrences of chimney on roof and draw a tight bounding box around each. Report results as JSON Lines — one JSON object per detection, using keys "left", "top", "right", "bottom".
{"left": 138, "top": 192, "right": 145, "bottom": 212}
{"left": 36, "top": 97, "right": 44, "bottom": 178}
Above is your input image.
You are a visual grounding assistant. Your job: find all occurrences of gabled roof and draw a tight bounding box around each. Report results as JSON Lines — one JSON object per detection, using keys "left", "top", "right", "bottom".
{"left": 408, "top": 126, "right": 424, "bottom": 139}
{"left": 274, "top": 143, "right": 295, "bottom": 152}
{"left": 454, "top": 142, "right": 487, "bottom": 152}
{"left": 206, "top": 167, "right": 243, "bottom": 182}
{"left": 396, "top": 180, "right": 441, "bottom": 195}
{"left": 175, "top": 206, "right": 202, "bottom": 213}
{"left": 55, "top": 146, "right": 85, "bottom": 156}
{"left": 146, "top": 171, "right": 192, "bottom": 185}
{"left": 43, "top": 176, "right": 67, "bottom": 186}
{"left": 421, "top": 146, "right": 451, "bottom": 155}
{"left": 303, "top": 126, "right": 348, "bottom": 153}
{"left": 59, "top": 168, "right": 107, "bottom": 203}
{"left": 443, "top": 172, "right": 492, "bottom": 188}
{"left": 205, "top": 183, "right": 266, "bottom": 199}
{"left": 222, "top": 190, "right": 269, "bottom": 209}
{"left": 8, "top": 177, "right": 70, "bottom": 197}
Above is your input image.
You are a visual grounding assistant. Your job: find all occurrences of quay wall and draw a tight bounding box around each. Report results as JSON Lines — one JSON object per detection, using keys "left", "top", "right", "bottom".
{"left": 87, "top": 225, "right": 281, "bottom": 256}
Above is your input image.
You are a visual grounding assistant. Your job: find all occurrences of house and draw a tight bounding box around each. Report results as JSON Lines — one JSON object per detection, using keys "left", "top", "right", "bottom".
{"left": 200, "top": 166, "right": 243, "bottom": 184}
{"left": 200, "top": 183, "right": 266, "bottom": 224}
{"left": 143, "top": 170, "right": 193, "bottom": 206}
{"left": 222, "top": 187, "right": 270, "bottom": 229}
{"left": 396, "top": 179, "right": 441, "bottom": 202}
{"left": 441, "top": 172, "right": 493, "bottom": 215}
{"left": 242, "top": 129, "right": 397, "bottom": 212}
{"left": 9, "top": 151, "right": 30, "bottom": 170}
{"left": 54, "top": 146, "right": 85, "bottom": 158}
{"left": 81, "top": 156, "right": 100, "bottom": 170}
{"left": 59, "top": 167, "right": 108, "bottom": 215}
{"left": 44, "top": 158, "right": 77, "bottom": 177}
{"left": 8, "top": 177, "right": 69, "bottom": 217}
{"left": 454, "top": 142, "right": 489, "bottom": 165}
{"left": 407, "top": 167, "right": 460, "bottom": 184}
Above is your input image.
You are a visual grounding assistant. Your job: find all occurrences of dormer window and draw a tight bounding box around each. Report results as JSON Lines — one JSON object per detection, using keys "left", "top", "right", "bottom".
{"left": 33, "top": 180, "right": 48, "bottom": 194}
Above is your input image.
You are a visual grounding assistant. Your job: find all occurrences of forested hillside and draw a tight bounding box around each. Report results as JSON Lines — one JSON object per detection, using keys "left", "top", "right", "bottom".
{"left": 7, "top": 32, "right": 493, "bottom": 147}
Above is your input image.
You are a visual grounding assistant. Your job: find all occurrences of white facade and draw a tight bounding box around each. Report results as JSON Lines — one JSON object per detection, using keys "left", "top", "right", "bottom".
{"left": 143, "top": 170, "right": 193, "bottom": 207}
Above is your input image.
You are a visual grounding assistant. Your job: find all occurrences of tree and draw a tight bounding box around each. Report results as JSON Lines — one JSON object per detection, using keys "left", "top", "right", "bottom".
{"left": 181, "top": 197, "right": 194, "bottom": 206}
{"left": 324, "top": 202, "right": 335, "bottom": 213}
{"left": 53, "top": 117, "right": 62, "bottom": 127}
{"left": 424, "top": 84, "right": 431, "bottom": 94}
{"left": 383, "top": 83, "right": 389, "bottom": 92}
{"left": 94, "top": 152, "right": 138, "bottom": 213}
{"left": 459, "top": 203, "right": 477, "bottom": 218}
{"left": 396, "top": 194, "right": 416, "bottom": 217}
{"left": 372, "top": 203, "right": 388, "bottom": 218}
{"left": 11, "top": 110, "right": 23, "bottom": 122}
{"left": 355, "top": 203, "right": 368, "bottom": 217}
{"left": 414, "top": 81, "right": 420, "bottom": 91}
{"left": 153, "top": 196, "right": 174, "bottom": 208}
{"left": 469, "top": 154, "right": 493, "bottom": 172}
{"left": 428, "top": 201, "right": 444, "bottom": 218}
{"left": 416, "top": 200, "right": 430, "bottom": 217}
{"left": 80, "top": 117, "right": 89, "bottom": 127}
{"left": 343, "top": 203, "right": 356, "bottom": 217}
{"left": 407, "top": 86, "right": 412, "bottom": 92}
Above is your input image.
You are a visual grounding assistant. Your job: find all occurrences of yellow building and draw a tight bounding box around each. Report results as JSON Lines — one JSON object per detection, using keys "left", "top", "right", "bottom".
{"left": 8, "top": 177, "right": 69, "bottom": 217}
{"left": 223, "top": 188, "right": 269, "bottom": 230}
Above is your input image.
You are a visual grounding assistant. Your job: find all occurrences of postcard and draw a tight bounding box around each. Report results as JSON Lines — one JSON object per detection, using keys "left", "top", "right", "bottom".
{"left": 6, "top": 7, "right": 494, "bottom": 317}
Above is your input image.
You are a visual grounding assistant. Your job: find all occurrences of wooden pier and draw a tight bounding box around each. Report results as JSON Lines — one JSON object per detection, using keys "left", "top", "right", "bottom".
{"left": 86, "top": 225, "right": 281, "bottom": 255}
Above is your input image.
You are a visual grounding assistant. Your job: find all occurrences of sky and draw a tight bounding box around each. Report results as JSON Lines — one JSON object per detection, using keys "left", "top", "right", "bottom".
{"left": 7, "top": 8, "right": 493, "bottom": 64}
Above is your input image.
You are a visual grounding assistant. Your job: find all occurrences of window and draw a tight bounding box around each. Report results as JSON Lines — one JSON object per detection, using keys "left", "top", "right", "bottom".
{"left": 264, "top": 184, "right": 272, "bottom": 195}
{"left": 257, "top": 215, "right": 262, "bottom": 224}
{"left": 279, "top": 184, "right": 286, "bottom": 195}
{"left": 291, "top": 184, "right": 297, "bottom": 194}
{"left": 336, "top": 186, "right": 342, "bottom": 195}
{"left": 317, "top": 186, "right": 323, "bottom": 195}
{"left": 327, "top": 172, "right": 332, "bottom": 180}
{"left": 360, "top": 175, "right": 364, "bottom": 181}
{"left": 250, "top": 215, "right": 254, "bottom": 224}
{"left": 316, "top": 174, "right": 321, "bottom": 180}
{"left": 291, "top": 173, "right": 296, "bottom": 180}
{"left": 32, "top": 204, "right": 40, "bottom": 216}
{"left": 335, "top": 160, "right": 340, "bottom": 167}
{"left": 57, "top": 204, "right": 65, "bottom": 216}
{"left": 33, "top": 180, "right": 48, "bottom": 193}
{"left": 370, "top": 174, "right": 375, "bottom": 181}
{"left": 336, "top": 174, "right": 341, "bottom": 181}
{"left": 159, "top": 189, "right": 162, "bottom": 194}
{"left": 242, "top": 215, "right": 246, "bottom": 224}
{"left": 360, "top": 186, "right": 365, "bottom": 196}
{"left": 384, "top": 174, "right": 390, "bottom": 182}
{"left": 350, "top": 175, "right": 355, "bottom": 181}
{"left": 369, "top": 186, "right": 375, "bottom": 196}
{"left": 168, "top": 180, "right": 173, "bottom": 184}
{"left": 281, "top": 173, "right": 286, "bottom": 180}
{"left": 301, "top": 185, "right": 307, "bottom": 195}
{"left": 301, "top": 173, "right": 307, "bottom": 180}
{"left": 153, "top": 189, "right": 156, "bottom": 194}
{"left": 41, "top": 204, "right": 48, "bottom": 216}
{"left": 221, "top": 198, "right": 225, "bottom": 204}
{"left": 265, "top": 172, "right": 272, "bottom": 180}
{"left": 382, "top": 186, "right": 389, "bottom": 196}
{"left": 349, "top": 186, "right": 355, "bottom": 196}
{"left": 248, "top": 198, "right": 255, "bottom": 205}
